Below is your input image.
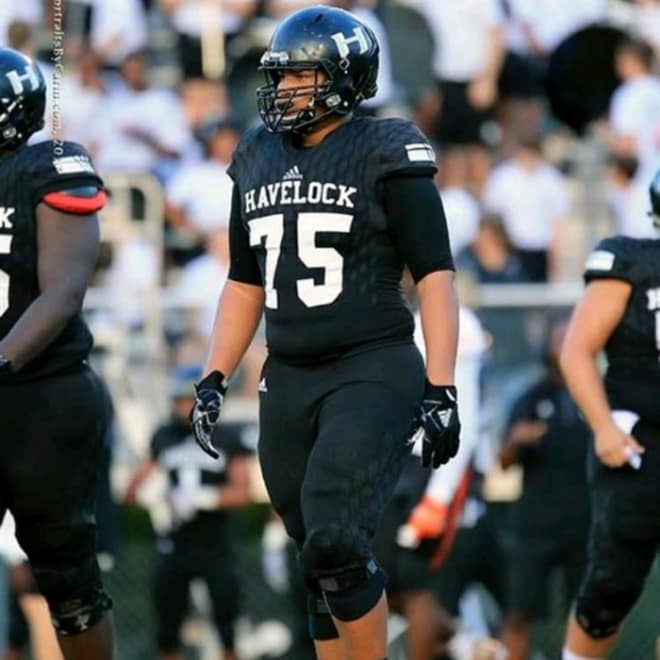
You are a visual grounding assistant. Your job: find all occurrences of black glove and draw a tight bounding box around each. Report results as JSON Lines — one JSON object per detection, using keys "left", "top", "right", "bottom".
{"left": 412, "top": 382, "right": 461, "bottom": 468}
{"left": 191, "top": 370, "right": 227, "bottom": 459}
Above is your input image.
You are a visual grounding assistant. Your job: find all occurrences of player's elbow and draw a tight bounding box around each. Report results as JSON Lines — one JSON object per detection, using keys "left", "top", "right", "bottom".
{"left": 558, "top": 336, "right": 582, "bottom": 383}
{"left": 558, "top": 341, "right": 571, "bottom": 378}
{"left": 51, "top": 285, "right": 86, "bottom": 320}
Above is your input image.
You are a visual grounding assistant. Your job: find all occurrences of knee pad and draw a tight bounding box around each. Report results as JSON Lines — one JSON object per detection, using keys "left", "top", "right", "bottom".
{"left": 321, "top": 559, "right": 386, "bottom": 622}
{"left": 574, "top": 588, "right": 636, "bottom": 639}
{"left": 29, "top": 532, "right": 112, "bottom": 636}
{"left": 300, "top": 524, "right": 369, "bottom": 578}
{"left": 49, "top": 585, "right": 113, "bottom": 636}
{"left": 301, "top": 525, "right": 385, "bottom": 622}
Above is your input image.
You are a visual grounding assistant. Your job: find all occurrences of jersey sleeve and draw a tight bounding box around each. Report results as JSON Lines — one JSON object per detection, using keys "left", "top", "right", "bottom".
{"left": 28, "top": 141, "right": 105, "bottom": 207}
{"left": 375, "top": 119, "right": 437, "bottom": 180}
{"left": 228, "top": 185, "right": 262, "bottom": 285}
{"left": 384, "top": 176, "right": 454, "bottom": 282}
{"left": 583, "top": 236, "right": 637, "bottom": 285}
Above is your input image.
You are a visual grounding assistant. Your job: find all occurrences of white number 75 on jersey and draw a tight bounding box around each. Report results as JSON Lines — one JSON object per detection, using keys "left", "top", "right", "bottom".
{"left": 249, "top": 212, "right": 353, "bottom": 309}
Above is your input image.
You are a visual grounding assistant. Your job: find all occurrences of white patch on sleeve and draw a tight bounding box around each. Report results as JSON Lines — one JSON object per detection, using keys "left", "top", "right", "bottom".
{"left": 405, "top": 143, "right": 435, "bottom": 163}
{"left": 585, "top": 249, "right": 615, "bottom": 271}
{"left": 52, "top": 155, "right": 95, "bottom": 175}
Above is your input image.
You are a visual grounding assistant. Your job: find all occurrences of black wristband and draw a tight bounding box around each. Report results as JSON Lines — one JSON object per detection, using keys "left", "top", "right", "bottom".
{"left": 424, "top": 382, "right": 457, "bottom": 404}
{"left": 197, "top": 370, "right": 227, "bottom": 393}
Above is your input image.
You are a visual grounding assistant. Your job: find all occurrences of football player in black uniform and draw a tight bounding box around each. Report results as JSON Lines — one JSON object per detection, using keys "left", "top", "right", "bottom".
{"left": 125, "top": 366, "right": 253, "bottom": 660}
{"left": 559, "top": 170, "right": 660, "bottom": 660}
{"left": 0, "top": 49, "right": 114, "bottom": 659}
{"left": 191, "top": 6, "right": 460, "bottom": 659}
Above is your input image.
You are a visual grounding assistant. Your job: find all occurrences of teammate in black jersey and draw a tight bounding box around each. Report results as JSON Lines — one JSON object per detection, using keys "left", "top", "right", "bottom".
{"left": 191, "top": 6, "right": 460, "bottom": 659}
{"left": 0, "top": 49, "right": 114, "bottom": 659}
{"left": 125, "top": 366, "right": 253, "bottom": 660}
{"left": 559, "top": 170, "right": 660, "bottom": 660}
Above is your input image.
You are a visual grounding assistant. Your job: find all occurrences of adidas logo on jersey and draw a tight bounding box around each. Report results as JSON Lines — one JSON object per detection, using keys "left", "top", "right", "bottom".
{"left": 282, "top": 165, "right": 303, "bottom": 181}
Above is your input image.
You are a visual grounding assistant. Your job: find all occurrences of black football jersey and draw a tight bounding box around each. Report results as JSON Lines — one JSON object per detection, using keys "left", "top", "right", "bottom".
{"left": 584, "top": 235, "right": 660, "bottom": 422}
{"left": 228, "top": 117, "right": 437, "bottom": 363}
{"left": 0, "top": 140, "right": 103, "bottom": 381}
{"left": 151, "top": 419, "right": 254, "bottom": 545}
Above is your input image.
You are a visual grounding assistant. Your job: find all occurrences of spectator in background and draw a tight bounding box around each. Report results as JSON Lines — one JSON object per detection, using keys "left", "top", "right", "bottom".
{"left": 173, "top": 229, "right": 230, "bottom": 339}
{"left": 263, "top": 0, "right": 319, "bottom": 18}
{"left": 457, "top": 215, "right": 529, "bottom": 284}
{"left": 89, "top": 0, "right": 149, "bottom": 67}
{"left": 482, "top": 134, "right": 570, "bottom": 281}
{"left": 609, "top": 36, "right": 660, "bottom": 182}
{"left": 506, "top": 0, "right": 607, "bottom": 57}
{"left": 91, "top": 50, "right": 192, "bottom": 179}
{"left": 31, "top": 47, "right": 106, "bottom": 147}
{"left": 166, "top": 118, "right": 239, "bottom": 241}
{"left": 497, "top": 0, "right": 549, "bottom": 154}
{"left": 498, "top": 319, "right": 591, "bottom": 660}
{"left": 181, "top": 79, "right": 230, "bottom": 135}
{"left": 171, "top": 226, "right": 266, "bottom": 398}
{"left": 160, "top": 0, "right": 258, "bottom": 79}
{"left": 435, "top": 149, "right": 481, "bottom": 256}
{"left": 0, "top": 3, "right": 41, "bottom": 49}
{"left": 609, "top": 0, "right": 660, "bottom": 55}
{"left": 635, "top": 0, "right": 660, "bottom": 55}
{"left": 56, "top": 50, "right": 106, "bottom": 146}
{"left": 606, "top": 153, "right": 657, "bottom": 238}
{"left": 402, "top": 0, "right": 505, "bottom": 192}
{"left": 124, "top": 366, "right": 254, "bottom": 660}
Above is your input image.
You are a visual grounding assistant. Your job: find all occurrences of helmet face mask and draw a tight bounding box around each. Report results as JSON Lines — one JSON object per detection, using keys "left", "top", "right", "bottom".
{"left": 0, "top": 49, "right": 46, "bottom": 151}
{"left": 257, "top": 61, "right": 334, "bottom": 133}
{"left": 256, "top": 6, "right": 379, "bottom": 135}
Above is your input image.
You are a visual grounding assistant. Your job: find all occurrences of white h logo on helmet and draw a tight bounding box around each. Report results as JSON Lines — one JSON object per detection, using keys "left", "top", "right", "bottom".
{"left": 5, "top": 66, "right": 40, "bottom": 96}
{"left": 331, "top": 27, "right": 369, "bottom": 59}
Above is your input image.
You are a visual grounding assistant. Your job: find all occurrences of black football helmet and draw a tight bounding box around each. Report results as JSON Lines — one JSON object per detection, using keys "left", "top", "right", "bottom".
{"left": 650, "top": 169, "right": 660, "bottom": 228}
{"left": 257, "top": 5, "right": 379, "bottom": 133}
{"left": 0, "top": 48, "right": 46, "bottom": 150}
